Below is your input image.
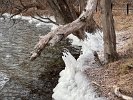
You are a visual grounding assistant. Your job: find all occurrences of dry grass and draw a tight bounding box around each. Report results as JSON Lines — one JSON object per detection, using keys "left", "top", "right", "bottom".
{"left": 85, "top": 16, "right": 133, "bottom": 99}
{"left": 94, "top": 11, "right": 133, "bottom": 31}
{"left": 85, "top": 58, "right": 133, "bottom": 100}
{"left": 114, "top": 14, "right": 133, "bottom": 31}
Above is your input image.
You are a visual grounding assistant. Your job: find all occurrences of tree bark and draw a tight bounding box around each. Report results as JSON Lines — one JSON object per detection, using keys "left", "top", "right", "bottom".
{"left": 30, "top": 0, "right": 98, "bottom": 61}
{"left": 100, "top": 0, "right": 118, "bottom": 63}
{"left": 47, "top": 0, "right": 98, "bottom": 39}
{"left": 47, "top": 0, "right": 86, "bottom": 39}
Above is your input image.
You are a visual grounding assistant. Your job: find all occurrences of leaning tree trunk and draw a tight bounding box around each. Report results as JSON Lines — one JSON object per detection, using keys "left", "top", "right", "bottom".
{"left": 46, "top": 0, "right": 98, "bottom": 39}
{"left": 100, "top": 0, "right": 118, "bottom": 63}
{"left": 30, "top": 0, "right": 98, "bottom": 60}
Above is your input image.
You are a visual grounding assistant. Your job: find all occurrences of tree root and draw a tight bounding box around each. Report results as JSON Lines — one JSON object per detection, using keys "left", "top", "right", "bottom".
{"left": 114, "top": 86, "right": 133, "bottom": 100}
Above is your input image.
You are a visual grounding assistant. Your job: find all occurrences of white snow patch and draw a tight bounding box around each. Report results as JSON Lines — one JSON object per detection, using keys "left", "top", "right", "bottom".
{"left": 2, "top": 13, "right": 57, "bottom": 30}
{"left": 52, "top": 31, "right": 106, "bottom": 100}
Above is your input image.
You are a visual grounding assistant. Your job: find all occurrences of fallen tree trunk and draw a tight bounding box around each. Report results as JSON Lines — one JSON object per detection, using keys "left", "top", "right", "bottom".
{"left": 30, "top": 0, "right": 98, "bottom": 61}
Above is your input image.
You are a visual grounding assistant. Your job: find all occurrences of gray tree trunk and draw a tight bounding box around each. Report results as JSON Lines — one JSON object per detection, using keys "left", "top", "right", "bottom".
{"left": 100, "top": 0, "right": 118, "bottom": 63}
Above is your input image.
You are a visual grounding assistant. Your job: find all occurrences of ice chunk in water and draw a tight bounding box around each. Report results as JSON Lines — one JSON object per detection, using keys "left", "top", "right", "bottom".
{"left": 0, "top": 72, "right": 9, "bottom": 90}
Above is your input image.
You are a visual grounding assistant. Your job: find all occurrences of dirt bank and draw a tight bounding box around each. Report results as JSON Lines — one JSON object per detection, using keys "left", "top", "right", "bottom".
{"left": 85, "top": 25, "right": 133, "bottom": 100}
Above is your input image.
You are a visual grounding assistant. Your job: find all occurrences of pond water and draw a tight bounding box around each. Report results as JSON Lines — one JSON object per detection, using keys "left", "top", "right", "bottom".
{"left": 0, "top": 18, "right": 68, "bottom": 100}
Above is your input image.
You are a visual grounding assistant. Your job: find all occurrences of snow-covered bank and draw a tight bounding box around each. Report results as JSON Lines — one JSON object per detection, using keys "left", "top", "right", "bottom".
{"left": 1, "top": 13, "right": 58, "bottom": 30}
{"left": 52, "top": 31, "right": 106, "bottom": 100}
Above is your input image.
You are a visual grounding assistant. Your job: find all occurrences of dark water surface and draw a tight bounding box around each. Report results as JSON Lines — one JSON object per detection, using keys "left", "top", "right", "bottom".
{"left": 0, "top": 18, "right": 68, "bottom": 100}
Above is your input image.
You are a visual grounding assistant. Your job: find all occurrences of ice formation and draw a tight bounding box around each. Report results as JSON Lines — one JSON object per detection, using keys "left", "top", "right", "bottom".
{"left": 0, "top": 72, "right": 9, "bottom": 90}
{"left": 1, "top": 13, "right": 106, "bottom": 99}
{"left": 52, "top": 31, "right": 106, "bottom": 100}
{"left": 1, "top": 13, "right": 57, "bottom": 30}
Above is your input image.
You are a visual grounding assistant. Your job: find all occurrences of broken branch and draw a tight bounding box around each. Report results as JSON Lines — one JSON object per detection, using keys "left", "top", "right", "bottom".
{"left": 35, "top": 13, "right": 59, "bottom": 25}
{"left": 30, "top": 0, "right": 98, "bottom": 61}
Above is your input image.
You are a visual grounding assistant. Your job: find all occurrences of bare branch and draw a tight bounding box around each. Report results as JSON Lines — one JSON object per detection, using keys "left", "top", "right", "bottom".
{"left": 32, "top": 16, "right": 59, "bottom": 25}
{"left": 30, "top": 0, "right": 98, "bottom": 61}
{"left": 9, "top": 0, "right": 38, "bottom": 19}
{"left": 35, "top": 13, "right": 59, "bottom": 25}
{"left": 19, "top": 0, "right": 26, "bottom": 8}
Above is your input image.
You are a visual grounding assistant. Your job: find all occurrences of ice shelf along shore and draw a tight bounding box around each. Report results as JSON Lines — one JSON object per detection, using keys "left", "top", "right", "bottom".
{"left": 1, "top": 13, "right": 106, "bottom": 99}
{"left": 0, "top": 72, "right": 9, "bottom": 91}
{"left": 52, "top": 31, "right": 107, "bottom": 100}
{"left": 1, "top": 13, "right": 58, "bottom": 30}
